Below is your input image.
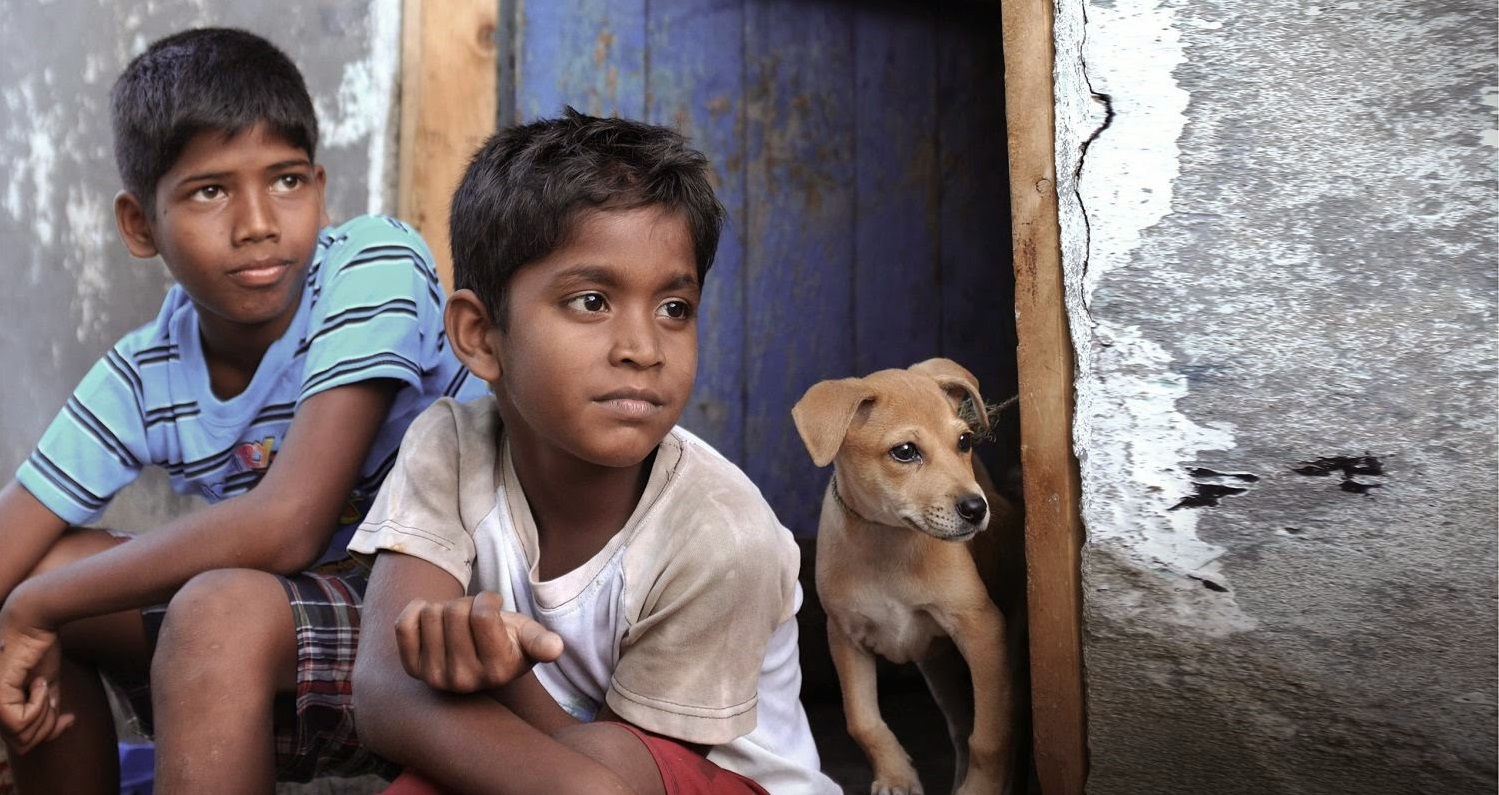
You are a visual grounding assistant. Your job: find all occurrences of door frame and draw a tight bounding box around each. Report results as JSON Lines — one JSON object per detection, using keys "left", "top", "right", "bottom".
{"left": 396, "top": 1, "right": 1088, "bottom": 791}
{"left": 1001, "top": 0, "right": 1088, "bottom": 792}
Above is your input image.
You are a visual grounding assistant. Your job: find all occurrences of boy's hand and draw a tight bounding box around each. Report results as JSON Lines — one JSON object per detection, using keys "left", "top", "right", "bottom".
{"left": 394, "top": 590, "right": 563, "bottom": 694}
{"left": 0, "top": 615, "right": 73, "bottom": 754}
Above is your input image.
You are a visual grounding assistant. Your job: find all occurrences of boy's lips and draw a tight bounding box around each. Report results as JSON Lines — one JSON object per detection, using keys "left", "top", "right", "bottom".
{"left": 595, "top": 388, "right": 665, "bottom": 418}
{"left": 228, "top": 259, "right": 292, "bottom": 288}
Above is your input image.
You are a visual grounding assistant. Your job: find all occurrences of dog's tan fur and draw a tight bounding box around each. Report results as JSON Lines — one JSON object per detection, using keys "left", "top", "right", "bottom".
{"left": 794, "top": 359, "right": 1019, "bottom": 795}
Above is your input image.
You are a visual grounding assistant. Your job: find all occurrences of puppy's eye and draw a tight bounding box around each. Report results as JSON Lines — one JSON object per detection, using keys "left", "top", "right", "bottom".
{"left": 889, "top": 443, "right": 921, "bottom": 463}
{"left": 958, "top": 433, "right": 974, "bottom": 453}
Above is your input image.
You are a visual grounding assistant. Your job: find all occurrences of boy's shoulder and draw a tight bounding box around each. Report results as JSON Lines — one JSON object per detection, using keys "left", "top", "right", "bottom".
{"left": 397, "top": 396, "right": 502, "bottom": 512}
{"left": 661, "top": 428, "right": 764, "bottom": 504}
{"left": 318, "top": 214, "right": 433, "bottom": 264}
{"left": 621, "top": 428, "right": 801, "bottom": 626}
{"left": 405, "top": 395, "right": 497, "bottom": 454}
{"left": 306, "top": 213, "right": 444, "bottom": 326}
{"left": 645, "top": 428, "right": 796, "bottom": 558}
{"left": 323, "top": 213, "right": 423, "bottom": 243}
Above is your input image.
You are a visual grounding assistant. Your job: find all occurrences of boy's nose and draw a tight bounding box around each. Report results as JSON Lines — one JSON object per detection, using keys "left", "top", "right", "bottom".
{"left": 610, "top": 312, "right": 664, "bottom": 368}
{"left": 234, "top": 193, "right": 278, "bottom": 244}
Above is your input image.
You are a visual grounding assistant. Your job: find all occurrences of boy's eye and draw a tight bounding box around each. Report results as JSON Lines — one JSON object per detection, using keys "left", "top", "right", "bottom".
{"left": 565, "top": 293, "right": 608, "bottom": 313}
{"left": 272, "top": 174, "right": 305, "bottom": 192}
{"left": 193, "top": 185, "right": 225, "bottom": 201}
{"left": 889, "top": 443, "right": 922, "bottom": 463}
{"left": 657, "top": 300, "right": 693, "bottom": 320}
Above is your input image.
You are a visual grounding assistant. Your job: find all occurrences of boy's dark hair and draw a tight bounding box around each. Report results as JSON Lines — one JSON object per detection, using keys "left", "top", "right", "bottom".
{"left": 450, "top": 107, "right": 725, "bottom": 327}
{"left": 110, "top": 27, "right": 318, "bottom": 214}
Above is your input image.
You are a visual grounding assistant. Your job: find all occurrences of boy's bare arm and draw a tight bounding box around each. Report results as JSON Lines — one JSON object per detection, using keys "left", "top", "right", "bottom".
{"left": 393, "top": 590, "right": 563, "bottom": 695}
{"left": 396, "top": 589, "right": 581, "bottom": 735}
{"left": 0, "top": 379, "right": 395, "bottom": 632}
{"left": 0, "top": 482, "right": 70, "bottom": 601}
{"left": 355, "top": 551, "right": 648, "bottom": 794}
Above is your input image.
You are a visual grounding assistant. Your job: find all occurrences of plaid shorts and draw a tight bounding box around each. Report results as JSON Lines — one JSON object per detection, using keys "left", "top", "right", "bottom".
{"left": 112, "top": 559, "right": 400, "bottom": 783}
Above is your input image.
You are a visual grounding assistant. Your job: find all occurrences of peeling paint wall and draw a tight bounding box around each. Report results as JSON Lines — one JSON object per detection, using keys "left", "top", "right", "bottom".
{"left": 1055, "top": 0, "right": 1498, "bottom": 792}
{"left": 0, "top": 0, "right": 401, "bottom": 530}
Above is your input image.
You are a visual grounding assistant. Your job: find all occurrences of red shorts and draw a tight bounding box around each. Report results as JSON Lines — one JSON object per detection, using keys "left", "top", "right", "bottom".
{"left": 378, "top": 723, "right": 770, "bottom": 795}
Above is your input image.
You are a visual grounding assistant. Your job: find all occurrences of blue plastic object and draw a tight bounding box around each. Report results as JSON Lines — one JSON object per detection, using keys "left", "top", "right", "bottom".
{"left": 118, "top": 742, "right": 154, "bottom": 795}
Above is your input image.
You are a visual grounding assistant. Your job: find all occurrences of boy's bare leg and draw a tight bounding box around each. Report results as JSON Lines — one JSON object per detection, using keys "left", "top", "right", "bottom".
{"left": 151, "top": 568, "right": 297, "bottom": 794}
{"left": 9, "top": 658, "right": 119, "bottom": 795}
{"left": 4, "top": 529, "right": 152, "bottom": 795}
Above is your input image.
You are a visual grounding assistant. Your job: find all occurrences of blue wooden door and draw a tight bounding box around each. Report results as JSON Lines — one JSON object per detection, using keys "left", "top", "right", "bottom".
{"left": 505, "top": 0, "right": 1014, "bottom": 536}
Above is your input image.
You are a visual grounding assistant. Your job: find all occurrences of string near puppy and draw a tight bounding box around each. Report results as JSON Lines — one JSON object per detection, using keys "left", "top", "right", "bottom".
{"left": 959, "top": 393, "right": 1019, "bottom": 445}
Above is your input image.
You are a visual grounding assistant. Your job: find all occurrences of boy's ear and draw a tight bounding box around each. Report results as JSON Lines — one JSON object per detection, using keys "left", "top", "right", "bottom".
{"left": 313, "top": 164, "right": 330, "bottom": 227}
{"left": 445, "top": 289, "right": 503, "bottom": 383}
{"left": 114, "top": 191, "right": 158, "bottom": 259}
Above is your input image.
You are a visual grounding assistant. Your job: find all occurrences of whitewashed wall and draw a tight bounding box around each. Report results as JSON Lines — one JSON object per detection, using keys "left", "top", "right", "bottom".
{"left": 0, "top": 0, "right": 402, "bottom": 531}
{"left": 1054, "top": 0, "right": 1497, "bottom": 792}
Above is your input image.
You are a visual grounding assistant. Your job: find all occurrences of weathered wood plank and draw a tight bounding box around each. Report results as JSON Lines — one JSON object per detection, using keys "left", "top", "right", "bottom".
{"left": 398, "top": 0, "right": 498, "bottom": 288}
{"left": 516, "top": 0, "right": 647, "bottom": 121}
{"left": 853, "top": 4, "right": 941, "bottom": 376}
{"left": 646, "top": 0, "right": 749, "bottom": 464}
{"left": 1002, "top": 0, "right": 1089, "bottom": 790}
{"left": 744, "top": 1, "right": 857, "bottom": 536}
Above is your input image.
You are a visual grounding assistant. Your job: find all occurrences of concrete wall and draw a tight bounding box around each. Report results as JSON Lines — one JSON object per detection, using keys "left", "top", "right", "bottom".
{"left": 0, "top": 0, "right": 401, "bottom": 531}
{"left": 1053, "top": 0, "right": 1497, "bottom": 792}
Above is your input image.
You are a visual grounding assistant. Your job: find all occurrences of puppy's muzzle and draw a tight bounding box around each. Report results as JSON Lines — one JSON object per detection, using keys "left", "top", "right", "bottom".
{"left": 957, "top": 495, "right": 988, "bottom": 526}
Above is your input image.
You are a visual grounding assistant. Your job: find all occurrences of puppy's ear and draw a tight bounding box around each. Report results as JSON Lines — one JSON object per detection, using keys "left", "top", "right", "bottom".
{"left": 908, "top": 358, "right": 988, "bottom": 431}
{"left": 792, "top": 378, "right": 875, "bottom": 467}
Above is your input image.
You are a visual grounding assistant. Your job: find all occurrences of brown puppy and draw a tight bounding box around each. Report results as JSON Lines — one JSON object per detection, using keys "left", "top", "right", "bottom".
{"left": 793, "top": 358, "right": 1017, "bottom": 795}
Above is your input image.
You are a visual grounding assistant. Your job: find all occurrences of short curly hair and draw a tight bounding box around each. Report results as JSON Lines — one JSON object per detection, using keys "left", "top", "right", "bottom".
{"left": 449, "top": 108, "right": 725, "bottom": 328}
{"left": 110, "top": 28, "right": 318, "bottom": 214}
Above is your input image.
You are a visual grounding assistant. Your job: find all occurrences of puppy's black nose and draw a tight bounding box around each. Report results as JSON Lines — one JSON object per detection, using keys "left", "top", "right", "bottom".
{"left": 956, "top": 496, "right": 987, "bottom": 525}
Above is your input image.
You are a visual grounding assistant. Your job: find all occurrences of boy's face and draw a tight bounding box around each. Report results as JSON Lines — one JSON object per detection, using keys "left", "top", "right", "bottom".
{"left": 489, "top": 206, "right": 700, "bottom": 469}
{"left": 117, "top": 123, "right": 326, "bottom": 347}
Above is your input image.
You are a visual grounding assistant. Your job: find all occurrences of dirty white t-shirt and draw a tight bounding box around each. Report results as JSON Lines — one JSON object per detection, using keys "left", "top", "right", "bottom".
{"left": 349, "top": 396, "right": 839, "bottom": 795}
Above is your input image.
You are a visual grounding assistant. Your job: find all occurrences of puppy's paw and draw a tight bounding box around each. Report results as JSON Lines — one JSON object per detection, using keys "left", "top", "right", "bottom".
{"left": 870, "top": 766, "right": 923, "bottom": 795}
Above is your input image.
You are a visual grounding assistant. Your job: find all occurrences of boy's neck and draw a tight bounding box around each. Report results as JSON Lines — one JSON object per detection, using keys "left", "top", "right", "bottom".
{"left": 197, "top": 317, "right": 287, "bottom": 400}
{"left": 508, "top": 434, "right": 656, "bottom": 582}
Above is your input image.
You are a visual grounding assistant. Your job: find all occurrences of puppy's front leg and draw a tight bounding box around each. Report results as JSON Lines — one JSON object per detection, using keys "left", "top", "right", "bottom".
{"left": 916, "top": 643, "right": 974, "bottom": 791}
{"left": 943, "top": 602, "right": 1012, "bottom": 795}
{"left": 828, "top": 626, "right": 923, "bottom": 795}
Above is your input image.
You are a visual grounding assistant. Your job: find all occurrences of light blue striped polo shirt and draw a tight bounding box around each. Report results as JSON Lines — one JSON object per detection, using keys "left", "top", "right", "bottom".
{"left": 18, "top": 214, "right": 489, "bottom": 565}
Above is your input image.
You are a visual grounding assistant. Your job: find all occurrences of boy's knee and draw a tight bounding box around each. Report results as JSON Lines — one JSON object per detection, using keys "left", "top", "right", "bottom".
{"left": 154, "top": 569, "right": 294, "bottom": 687}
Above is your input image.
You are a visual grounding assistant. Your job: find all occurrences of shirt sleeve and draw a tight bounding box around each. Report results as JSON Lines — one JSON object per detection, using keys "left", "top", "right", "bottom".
{"left": 16, "top": 347, "right": 148, "bottom": 525}
{"left": 609, "top": 463, "right": 801, "bottom": 745}
{"left": 298, "top": 216, "right": 446, "bottom": 402}
{"left": 349, "top": 397, "right": 496, "bottom": 589}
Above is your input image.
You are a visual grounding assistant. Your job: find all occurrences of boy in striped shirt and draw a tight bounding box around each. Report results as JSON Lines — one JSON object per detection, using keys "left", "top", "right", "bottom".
{"left": 0, "top": 27, "right": 485, "bottom": 792}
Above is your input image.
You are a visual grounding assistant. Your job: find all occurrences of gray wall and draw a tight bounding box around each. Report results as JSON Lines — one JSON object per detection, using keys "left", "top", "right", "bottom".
{"left": 0, "top": 0, "right": 401, "bottom": 531}
{"left": 1054, "top": 0, "right": 1497, "bottom": 792}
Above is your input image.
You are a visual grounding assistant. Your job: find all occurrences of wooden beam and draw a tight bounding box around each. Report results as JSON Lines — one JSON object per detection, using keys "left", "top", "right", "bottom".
{"left": 398, "top": 0, "right": 499, "bottom": 289}
{"left": 1001, "top": 0, "right": 1089, "bottom": 792}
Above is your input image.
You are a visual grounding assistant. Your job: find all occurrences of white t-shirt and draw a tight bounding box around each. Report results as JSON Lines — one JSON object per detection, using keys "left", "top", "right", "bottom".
{"left": 349, "top": 396, "right": 840, "bottom": 794}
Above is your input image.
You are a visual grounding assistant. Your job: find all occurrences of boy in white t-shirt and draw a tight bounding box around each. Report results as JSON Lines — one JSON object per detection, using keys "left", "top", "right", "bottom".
{"left": 349, "top": 108, "right": 840, "bottom": 795}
